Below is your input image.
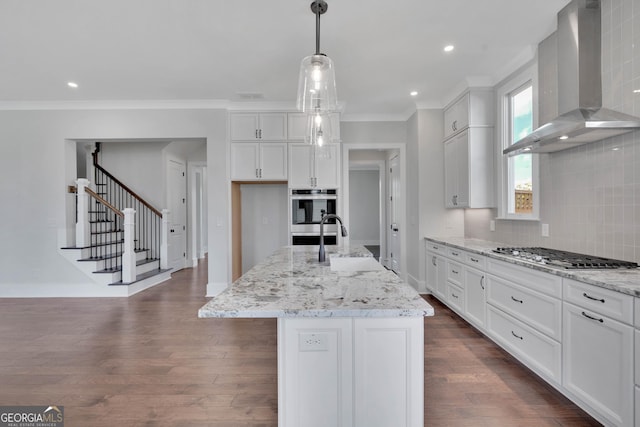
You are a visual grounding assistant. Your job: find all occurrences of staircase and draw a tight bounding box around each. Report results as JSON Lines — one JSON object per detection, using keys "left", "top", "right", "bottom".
{"left": 60, "top": 144, "right": 172, "bottom": 296}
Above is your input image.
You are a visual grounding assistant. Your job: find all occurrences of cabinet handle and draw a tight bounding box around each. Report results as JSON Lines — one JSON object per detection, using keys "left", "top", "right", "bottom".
{"left": 259, "top": 168, "right": 262, "bottom": 178}
{"left": 511, "top": 331, "right": 523, "bottom": 340}
{"left": 255, "top": 129, "right": 258, "bottom": 139}
{"left": 451, "top": 269, "right": 459, "bottom": 274}
{"left": 582, "top": 292, "right": 605, "bottom": 303}
{"left": 432, "top": 256, "right": 436, "bottom": 266}
{"left": 259, "top": 129, "right": 262, "bottom": 139}
{"left": 470, "top": 257, "right": 479, "bottom": 263}
{"left": 451, "top": 251, "right": 459, "bottom": 256}
{"left": 256, "top": 168, "right": 259, "bottom": 178}
{"left": 451, "top": 293, "right": 459, "bottom": 299}
{"left": 452, "top": 120, "right": 457, "bottom": 131}
{"left": 480, "top": 276, "right": 485, "bottom": 290}
{"left": 432, "top": 245, "right": 439, "bottom": 250}
{"left": 511, "top": 296, "right": 523, "bottom": 304}
{"left": 581, "top": 311, "right": 604, "bottom": 323}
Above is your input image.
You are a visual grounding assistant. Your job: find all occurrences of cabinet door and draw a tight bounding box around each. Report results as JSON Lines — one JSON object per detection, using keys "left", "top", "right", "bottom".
{"left": 464, "top": 266, "right": 485, "bottom": 328}
{"left": 443, "top": 93, "right": 469, "bottom": 139}
{"left": 230, "top": 143, "right": 259, "bottom": 180}
{"left": 435, "top": 254, "right": 447, "bottom": 300}
{"left": 230, "top": 113, "right": 260, "bottom": 141}
{"left": 260, "top": 143, "right": 288, "bottom": 180}
{"left": 443, "top": 138, "right": 457, "bottom": 208}
{"left": 314, "top": 144, "right": 339, "bottom": 189}
{"left": 454, "top": 131, "right": 469, "bottom": 207}
{"left": 287, "top": 113, "right": 308, "bottom": 141}
{"left": 563, "top": 302, "right": 634, "bottom": 427}
{"left": 259, "top": 113, "right": 287, "bottom": 140}
{"left": 288, "top": 144, "right": 314, "bottom": 188}
{"left": 425, "top": 252, "right": 437, "bottom": 293}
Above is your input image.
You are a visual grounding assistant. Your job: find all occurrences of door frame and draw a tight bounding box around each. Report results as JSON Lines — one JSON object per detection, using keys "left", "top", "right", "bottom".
{"left": 342, "top": 143, "right": 407, "bottom": 281}
{"left": 189, "top": 161, "right": 207, "bottom": 267}
{"left": 165, "top": 153, "right": 187, "bottom": 272}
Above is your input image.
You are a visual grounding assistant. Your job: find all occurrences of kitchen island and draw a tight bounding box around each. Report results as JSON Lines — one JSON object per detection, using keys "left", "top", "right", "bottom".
{"left": 199, "top": 245, "right": 434, "bottom": 427}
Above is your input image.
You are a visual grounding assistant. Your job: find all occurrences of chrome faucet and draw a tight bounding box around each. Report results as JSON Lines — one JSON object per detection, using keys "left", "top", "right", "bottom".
{"left": 319, "top": 214, "right": 348, "bottom": 262}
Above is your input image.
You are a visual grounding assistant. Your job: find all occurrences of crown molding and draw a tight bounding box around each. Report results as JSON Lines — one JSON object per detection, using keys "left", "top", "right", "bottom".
{"left": 0, "top": 99, "right": 231, "bottom": 111}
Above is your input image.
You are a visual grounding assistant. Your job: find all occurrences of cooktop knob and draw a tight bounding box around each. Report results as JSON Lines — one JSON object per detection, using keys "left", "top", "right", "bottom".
{"left": 512, "top": 250, "right": 520, "bottom": 256}
{"left": 535, "top": 255, "right": 543, "bottom": 262}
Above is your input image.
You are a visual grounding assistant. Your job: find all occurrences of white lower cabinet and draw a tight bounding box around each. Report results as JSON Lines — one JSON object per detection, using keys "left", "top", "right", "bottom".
{"left": 562, "top": 301, "right": 634, "bottom": 427}
{"left": 487, "top": 304, "right": 561, "bottom": 383}
{"left": 635, "top": 386, "right": 639, "bottom": 427}
{"left": 425, "top": 251, "right": 446, "bottom": 299}
{"left": 464, "top": 266, "right": 486, "bottom": 328}
{"left": 446, "top": 282, "right": 464, "bottom": 314}
{"left": 278, "top": 316, "right": 424, "bottom": 427}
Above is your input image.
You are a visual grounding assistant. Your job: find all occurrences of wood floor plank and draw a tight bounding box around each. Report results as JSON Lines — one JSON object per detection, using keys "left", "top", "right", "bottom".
{"left": 0, "top": 259, "right": 601, "bottom": 426}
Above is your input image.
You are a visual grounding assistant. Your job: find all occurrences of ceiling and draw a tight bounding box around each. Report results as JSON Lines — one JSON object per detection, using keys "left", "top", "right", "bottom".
{"left": 0, "top": 0, "right": 570, "bottom": 120}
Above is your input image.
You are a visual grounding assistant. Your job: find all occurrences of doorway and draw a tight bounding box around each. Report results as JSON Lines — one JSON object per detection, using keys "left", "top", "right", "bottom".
{"left": 342, "top": 144, "right": 406, "bottom": 280}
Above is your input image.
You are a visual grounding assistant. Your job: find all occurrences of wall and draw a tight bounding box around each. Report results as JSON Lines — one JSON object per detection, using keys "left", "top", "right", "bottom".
{"left": 348, "top": 169, "right": 380, "bottom": 245}
{"left": 466, "top": 0, "right": 640, "bottom": 263}
{"left": 240, "top": 183, "right": 288, "bottom": 273}
{"left": 0, "top": 108, "right": 227, "bottom": 297}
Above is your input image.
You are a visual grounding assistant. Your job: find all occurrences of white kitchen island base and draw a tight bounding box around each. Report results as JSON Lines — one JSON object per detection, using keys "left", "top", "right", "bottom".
{"left": 278, "top": 316, "right": 424, "bottom": 427}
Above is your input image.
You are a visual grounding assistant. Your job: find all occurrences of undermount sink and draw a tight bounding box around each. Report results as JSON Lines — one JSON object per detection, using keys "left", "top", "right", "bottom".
{"left": 329, "top": 256, "right": 385, "bottom": 272}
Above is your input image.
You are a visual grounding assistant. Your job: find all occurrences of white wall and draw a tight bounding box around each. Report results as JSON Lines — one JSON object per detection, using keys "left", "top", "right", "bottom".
{"left": 240, "top": 184, "right": 289, "bottom": 273}
{"left": 0, "top": 108, "right": 227, "bottom": 297}
{"left": 465, "top": 0, "right": 640, "bottom": 263}
{"left": 348, "top": 170, "right": 380, "bottom": 245}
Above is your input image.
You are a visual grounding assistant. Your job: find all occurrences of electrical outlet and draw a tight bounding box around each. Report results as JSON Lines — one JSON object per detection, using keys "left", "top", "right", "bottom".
{"left": 541, "top": 223, "right": 549, "bottom": 237}
{"left": 299, "top": 332, "right": 329, "bottom": 352}
{"left": 262, "top": 216, "right": 268, "bottom": 225}
{"left": 490, "top": 220, "right": 496, "bottom": 232}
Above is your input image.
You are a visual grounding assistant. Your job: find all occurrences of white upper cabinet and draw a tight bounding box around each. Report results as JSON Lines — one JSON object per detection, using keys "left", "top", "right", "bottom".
{"left": 443, "top": 88, "right": 495, "bottom": 209}
{"left": 230, "top": 112, "right": 287, "bottom": 141}
{"left": 288, "top": 143, "right": 339, "bottom": 189}
{"left": 231, "top": 142, "right": 287, "bottom": 181}
{"left": 443, "top": 89, "right": 494, "bottom": 140}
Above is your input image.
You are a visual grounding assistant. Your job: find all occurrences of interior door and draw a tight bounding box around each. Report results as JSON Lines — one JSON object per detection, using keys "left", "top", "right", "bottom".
{"left": 387, "top": 155, "right": 400, "bottom": 274}
{"left": 167, "top": 158, "right": 187, "bottom": 272}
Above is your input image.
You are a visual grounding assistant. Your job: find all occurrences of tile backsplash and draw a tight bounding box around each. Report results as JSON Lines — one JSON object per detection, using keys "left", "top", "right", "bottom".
{"left": 465, "top": 0, "right": 640, "bottom": 263}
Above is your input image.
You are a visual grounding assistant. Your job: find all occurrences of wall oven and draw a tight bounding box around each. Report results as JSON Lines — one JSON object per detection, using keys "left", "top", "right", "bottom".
{"left": 290, "top": 189, "right": 338, "bottom": 245}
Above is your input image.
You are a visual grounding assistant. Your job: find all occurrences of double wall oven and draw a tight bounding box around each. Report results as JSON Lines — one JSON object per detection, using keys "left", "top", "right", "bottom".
{"left": 290, "top": 189, "right": 338, "bottom": 245}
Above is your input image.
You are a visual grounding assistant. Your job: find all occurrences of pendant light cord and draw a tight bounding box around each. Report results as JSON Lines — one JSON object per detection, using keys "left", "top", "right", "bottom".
{"left": 315, "top": 8, "right": 321, "bottom": 55}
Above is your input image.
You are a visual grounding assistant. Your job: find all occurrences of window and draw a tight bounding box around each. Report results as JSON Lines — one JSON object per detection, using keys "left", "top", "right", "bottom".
{"left": 497, "top": 63, "right": 539, "bottom": 220}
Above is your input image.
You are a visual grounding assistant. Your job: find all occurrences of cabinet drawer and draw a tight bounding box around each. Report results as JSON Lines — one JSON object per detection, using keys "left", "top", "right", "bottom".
{"left": 425, "top": 241, "right": 447, "bottom": 256}
{"left": 465, "top": 253, "right": 485, "bottom": 269}
{"left": 487, "top": 305, "right": 561, "bottom": 384}
{"left": 447, "top": 282, "right": 464, "bottom": 314}
{"left": 447, "top": 247, "right": 464, "bottom": 261}
{"left": 564, "top": 279, "right": 634, "bottom": 325}
{"left": 487, "top": 275, "right": 561, "bottom": 341}
{"left": 446, "top": 260, "right": 463, "bottom": 287}
{"left": 486, "top": 258, "right": 562, "bottom": 298}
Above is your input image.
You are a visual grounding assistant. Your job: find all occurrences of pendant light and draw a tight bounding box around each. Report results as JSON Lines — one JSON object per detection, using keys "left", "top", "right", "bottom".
{"left": 296, "top": 0, "right": 338, "bottom": 147}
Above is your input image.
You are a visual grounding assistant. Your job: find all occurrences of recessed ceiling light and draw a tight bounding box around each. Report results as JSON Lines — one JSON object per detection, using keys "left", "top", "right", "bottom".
{"left": 634, "top": 89, "right": 640, "bottom": 93}
{"left": 443, "top": 45, "right": 454, "bottom": 52}
{"left": 559, "top": 135, "right": 569, "bottom": 140}
{"left": 67, "top": 82, "right": 78, "bottom": 88}
{"left": 410, "top": 91, "right": 418, "bottom": 97}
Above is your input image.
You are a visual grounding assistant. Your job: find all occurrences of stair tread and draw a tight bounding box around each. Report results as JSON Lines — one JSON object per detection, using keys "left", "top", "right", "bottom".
{"left": 91, "top": 229, "right": 124, "bottom": 235}
{"left": 93, "top": 258, "right": 160, "bottom": 274}
{"left": 78, "top": 248, "right": 149, "bottom": 262}
{"left": 109, "top": 268, "right": 171, "bottom": 286}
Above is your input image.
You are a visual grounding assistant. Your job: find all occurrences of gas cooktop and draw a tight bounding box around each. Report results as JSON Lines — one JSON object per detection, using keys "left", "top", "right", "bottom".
{"left": 493, "top": 247, "right": 639, "bottom": 270}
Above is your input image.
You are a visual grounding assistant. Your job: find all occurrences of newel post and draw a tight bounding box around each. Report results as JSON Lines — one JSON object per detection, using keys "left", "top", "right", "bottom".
{"left": 122, "top": 208, "right": 137, "bottom": 283}
{"left": 75, "top": 178, "right": 90, "bottom": 247}
{"left": 160, "top": 209, "right": 170, "bottom": 270}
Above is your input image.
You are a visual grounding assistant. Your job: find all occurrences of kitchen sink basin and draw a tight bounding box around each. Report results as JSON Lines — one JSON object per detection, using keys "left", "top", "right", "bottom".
{"left": 329, "top": 256, "right": 385, "bottom": 272}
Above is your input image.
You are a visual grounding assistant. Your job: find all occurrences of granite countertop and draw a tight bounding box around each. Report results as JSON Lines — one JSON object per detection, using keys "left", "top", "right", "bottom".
{"left": 425, "top": 236, "right": 640, "bottom": 298}
{"left": 198, "top": 245, "right": 434, "bottom": 318}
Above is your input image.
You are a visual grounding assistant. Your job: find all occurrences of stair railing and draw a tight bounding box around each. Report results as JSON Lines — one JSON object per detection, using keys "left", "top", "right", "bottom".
{"left": 91, "top": 150, "right": 165, "bottom": 271}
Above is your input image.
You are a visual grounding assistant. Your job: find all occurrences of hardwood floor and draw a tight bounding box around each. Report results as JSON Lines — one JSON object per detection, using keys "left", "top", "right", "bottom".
{"left": 0, "top": 260, "right": 600, "bottom": 426}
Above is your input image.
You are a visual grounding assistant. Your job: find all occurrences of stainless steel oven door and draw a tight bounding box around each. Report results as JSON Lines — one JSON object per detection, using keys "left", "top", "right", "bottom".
{"left": 291, "top": 190, "right": 337, "bottom": 227}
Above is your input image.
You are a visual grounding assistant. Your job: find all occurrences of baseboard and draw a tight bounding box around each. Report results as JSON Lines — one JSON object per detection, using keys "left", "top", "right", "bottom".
{"left": 206, "top": 282, "right": 229, "bottom": 297}
{"left": 406, "top": 273, "right": 426, "bottom": 293}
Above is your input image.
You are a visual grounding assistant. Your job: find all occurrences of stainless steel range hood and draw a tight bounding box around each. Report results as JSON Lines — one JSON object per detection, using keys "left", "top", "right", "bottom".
{"left": 504, "top": 0, "right": 640, "bottom": 156}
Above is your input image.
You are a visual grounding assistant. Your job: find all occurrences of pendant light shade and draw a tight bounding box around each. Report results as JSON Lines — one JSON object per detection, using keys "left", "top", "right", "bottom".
{"left": 296, "top": 54, "right": 338, "bottom": 113}
{"left": 305, "top": 111, "right": 336, "bottom": 146}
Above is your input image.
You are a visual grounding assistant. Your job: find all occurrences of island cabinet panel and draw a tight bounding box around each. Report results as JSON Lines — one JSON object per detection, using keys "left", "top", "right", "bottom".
{"left": 425, "top": 250, "right": 446, "bottom": 299}
{"left": 562, "top": 301, "right": 634, "bottom": 427}
{"left": 278, "top": 318, "right": 353, "bottom": 427}
{"left": 278, "top": 316, "right": 424, "bottom": 427}
{"left": 353, "top": 317, "right": 424, "bottom": 427}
